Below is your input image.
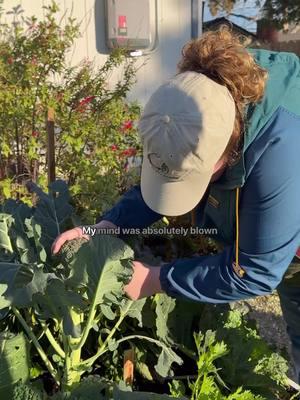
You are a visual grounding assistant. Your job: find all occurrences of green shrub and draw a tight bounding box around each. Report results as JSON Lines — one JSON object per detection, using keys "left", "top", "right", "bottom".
{"left": 0, "top": 1, "right": 141, "bottom": 221}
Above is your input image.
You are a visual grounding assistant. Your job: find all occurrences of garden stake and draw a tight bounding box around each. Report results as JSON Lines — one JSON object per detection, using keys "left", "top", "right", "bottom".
{"left": 47, "top": 107, "right": 56, "bottom": 185}
{"left": 123, "top": 348, "right": 135, "bottom": 386}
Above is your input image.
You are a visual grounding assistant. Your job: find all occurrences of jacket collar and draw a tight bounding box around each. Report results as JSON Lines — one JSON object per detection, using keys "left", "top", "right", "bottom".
{"left": 211, "top": 49, "right": 300, "bottom": 191}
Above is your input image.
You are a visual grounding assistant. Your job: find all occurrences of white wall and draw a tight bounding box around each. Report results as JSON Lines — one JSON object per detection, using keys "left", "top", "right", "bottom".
{"left": 278, "top": 31, "right": 300, "bottom": 43}
{"left": 1, "top": 0, "right": 200, "bottom": 105}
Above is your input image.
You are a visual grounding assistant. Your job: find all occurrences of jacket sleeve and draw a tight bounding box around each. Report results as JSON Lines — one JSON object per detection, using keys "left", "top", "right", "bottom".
{"left": 99, "top": 185, "right": 162, "bottom": 229}
{"left": 160, "top": 110, "right": 300, "bottom": 303}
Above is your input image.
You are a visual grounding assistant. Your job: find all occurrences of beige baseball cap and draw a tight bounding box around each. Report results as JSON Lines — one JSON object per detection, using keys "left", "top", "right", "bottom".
{"left": 138, "top": 71, "right": 235, "bottom": 216}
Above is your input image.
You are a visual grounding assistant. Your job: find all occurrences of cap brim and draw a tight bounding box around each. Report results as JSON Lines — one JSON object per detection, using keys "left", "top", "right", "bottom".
{"left": 140, "top": 154, "right": 213, "bottom": 216}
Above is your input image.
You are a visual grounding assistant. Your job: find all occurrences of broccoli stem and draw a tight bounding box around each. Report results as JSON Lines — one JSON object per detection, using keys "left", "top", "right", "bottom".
{"left": 12, "top": 307, "right": 60, "bottom": 385}
{"left": 81, "top": 300, "right": 133, "bottom": 368}
{"left": 70, "top": 306, "right": 97, "bottom": 351}
{"left": 62, "top": 308, "right": 82, "bottom": 390}
{"left": 40, "top": 321, "right": 65, "bottom": 358}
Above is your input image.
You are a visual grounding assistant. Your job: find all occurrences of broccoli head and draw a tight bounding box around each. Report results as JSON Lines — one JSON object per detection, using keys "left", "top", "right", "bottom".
{"left": 59, "top": 237, "right": 89, "bottom": 265}
{"left": 12, "top": 382, "right": 43, "bottom": 400}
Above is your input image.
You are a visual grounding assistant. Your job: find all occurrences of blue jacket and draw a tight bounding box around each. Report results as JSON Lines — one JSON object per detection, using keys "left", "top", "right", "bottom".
{"left": 102, "top": 49, "right": 300, "bottom": 303}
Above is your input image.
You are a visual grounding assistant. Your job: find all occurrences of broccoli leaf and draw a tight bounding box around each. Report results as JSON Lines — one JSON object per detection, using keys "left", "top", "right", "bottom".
{"left": 33, "top": 279, "right": 85, "bottom": 327}
{"left": 66, "top": 234, "right": 134, "bottom": 307}
{"left": 27, "top": 179, "right": 73, "bottom": 253}
{"left": 154, "top": 294, "right": 205, "bottom": 350}
{"left": 0, "top": 332, "right": 30, "bottom": 399}
{"left": 0, "top": 203, "right": 36, "bottom": 265}
{"left": 0, "top": 214, "right": 14, "bottom": 256}
{"left": 121, "top": 298, "right": 146, "bottom": 327}
{"left": 155, "top": 294, "right": 176, "bottom": 345}
{"left": 0, "top": 262, "right": 49, "bottom": 309}
{"left": 24, "top": 218, "right": 47, "bottom": 263}
{"left": 154, "top": 346, "right": 183, "bottom": 378}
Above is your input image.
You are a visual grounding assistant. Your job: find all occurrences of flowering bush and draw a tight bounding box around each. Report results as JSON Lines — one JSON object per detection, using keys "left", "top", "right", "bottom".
{"left": 0, "top": 1, "right": 141, "bottom": 222}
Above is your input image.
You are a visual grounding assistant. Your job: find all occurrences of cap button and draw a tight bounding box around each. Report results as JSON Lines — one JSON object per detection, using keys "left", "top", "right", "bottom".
{"left": 162, "top": 114, "right": 171, "bottom": 124}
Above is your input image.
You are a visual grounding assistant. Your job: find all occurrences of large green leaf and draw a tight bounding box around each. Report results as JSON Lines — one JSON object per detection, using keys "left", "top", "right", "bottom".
{"left": 66, "top": 376, "right": 109, "bottom": 400}
{"left": 154, "top": 346, "right": 183, "bottom": 378}
{"left": 0, "top": 262, "right": 50, "bottom": 309}
{"left": 155, "top": 294, "right": 176, "bottom": 345}
{"left": 0, "top": 332, "right": 30, "bottom": 400}
{"left": 1, "top": 199, "right": 32, "bottom": 224}
{"left": 0, "top": 214, "right": 14, "bottom": 256}
{"left": 14, "top": 230, "right": 37, "bottom": 265}
{"left": 0, "top": 201, "right": 37, "bottom": 265}
{"left": 155, "top": 294, "right": 205, "bottom": 350}
{"left": 24, "top": 218, "right": 47, "bottom": 263}
{"left": 27, "top": 180, "right": 73, "bottom": 253}
{"left": 0, "top": 283, "right": 10, "bottom": 309}
{"left": 67, "top": 235, "right": 134, "bottom": 307}
{"left": 33, "top": 279, "right": 85, "bottom": 332}
{"left": 121, "top": 298, "right": 147, "bottom": 327}
{"left": 0, "top": 262, "right": 23, "bottom": 309}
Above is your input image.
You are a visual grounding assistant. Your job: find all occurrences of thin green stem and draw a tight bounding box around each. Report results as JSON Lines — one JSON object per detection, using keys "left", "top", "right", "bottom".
{"left": 113, "top": 334, "right": 170, "bottom": 349}
{"left": 40, "top": 321, "right": 65, "bottom": 358}
{"left": 61, "top": 329, "right": 71, "bottom": 391}
{"left": 82, "top": 332, "right": 172, "bottom": 368}
{"left": 12, "top": 307, "right": 60, "bottom": 385}
{"left": 81, "top": 301, "right": 133, "bottom": 367}
{"left": 177, "top": 343, "right": 197, "bottom": 361}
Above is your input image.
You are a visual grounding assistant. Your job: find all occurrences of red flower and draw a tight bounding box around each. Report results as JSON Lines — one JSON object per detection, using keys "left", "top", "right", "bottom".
{"left": 76, "top": 96, "right": 96, "bottom": 113}
{"left": 110, "top": 144, "right": 118, "bottom": 151}
{"left": 7, "top": 57, "right": 14, "bottom": 65}
{"left": 32, "top": 130, "right": 39, "bottom": 138}
{"left": 121, "top": 120, "right": 133, "bottom": 132}
{"left": 121, "top": 148, "right": 137, "bottom": 157}
{"left": 78, "top": 96, "right": 96, "bottom": 107}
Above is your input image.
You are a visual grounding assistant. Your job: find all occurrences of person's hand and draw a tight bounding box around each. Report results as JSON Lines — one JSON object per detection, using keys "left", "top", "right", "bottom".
{"left": 51, "top": 220, "right": 117, "bottom": 255}
{"left": 51, "top": 226, "right": 89, "bottom": 255}
{"left": 125, "top": 261, "right": 163, "bottom": 300}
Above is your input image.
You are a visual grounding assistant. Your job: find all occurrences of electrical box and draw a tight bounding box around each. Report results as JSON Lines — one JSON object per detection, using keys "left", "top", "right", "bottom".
{"left": 105, "top": 0, "right": 157, "bottom": 52}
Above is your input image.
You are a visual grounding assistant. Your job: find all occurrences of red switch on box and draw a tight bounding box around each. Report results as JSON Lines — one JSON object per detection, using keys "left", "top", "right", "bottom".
{"left": 119, "top": 15, "right": 127, "bottom": 28}
{"left": 118, "top": 15, "right": 127, "bottom": 36}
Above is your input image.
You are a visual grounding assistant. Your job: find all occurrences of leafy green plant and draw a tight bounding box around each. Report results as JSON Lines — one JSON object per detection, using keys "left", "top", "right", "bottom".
{"left": 0, "top": 182, "right": 293, "bottom": 399}
{"left": 168, "top": 331, "right": 268, "bottom": 400}
{"left": 188, "top": 330, "right": 266, "bottom": 400}
{"left": 0, "top": 1, "right": 141, "bottom": 221}
{"left": 199, "top": 307, "right": 290, "bottom": 399}
{"left": 0, "top": 181, "right": 182, "bottom": 397}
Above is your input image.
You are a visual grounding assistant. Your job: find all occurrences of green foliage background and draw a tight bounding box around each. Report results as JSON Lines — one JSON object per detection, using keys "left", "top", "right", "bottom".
{"left": 0, "top": 1, "right": 141, "bottom": 223}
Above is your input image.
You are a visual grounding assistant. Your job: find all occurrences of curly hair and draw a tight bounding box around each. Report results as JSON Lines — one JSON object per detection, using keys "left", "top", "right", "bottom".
{"left": 178, "top": 27, "right": 268, "bottom": 166}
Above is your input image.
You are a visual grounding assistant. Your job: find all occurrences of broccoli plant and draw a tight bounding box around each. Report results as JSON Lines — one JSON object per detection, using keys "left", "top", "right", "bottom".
{"left": 0, "top": 181, "right": 182, "bottom": 395}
